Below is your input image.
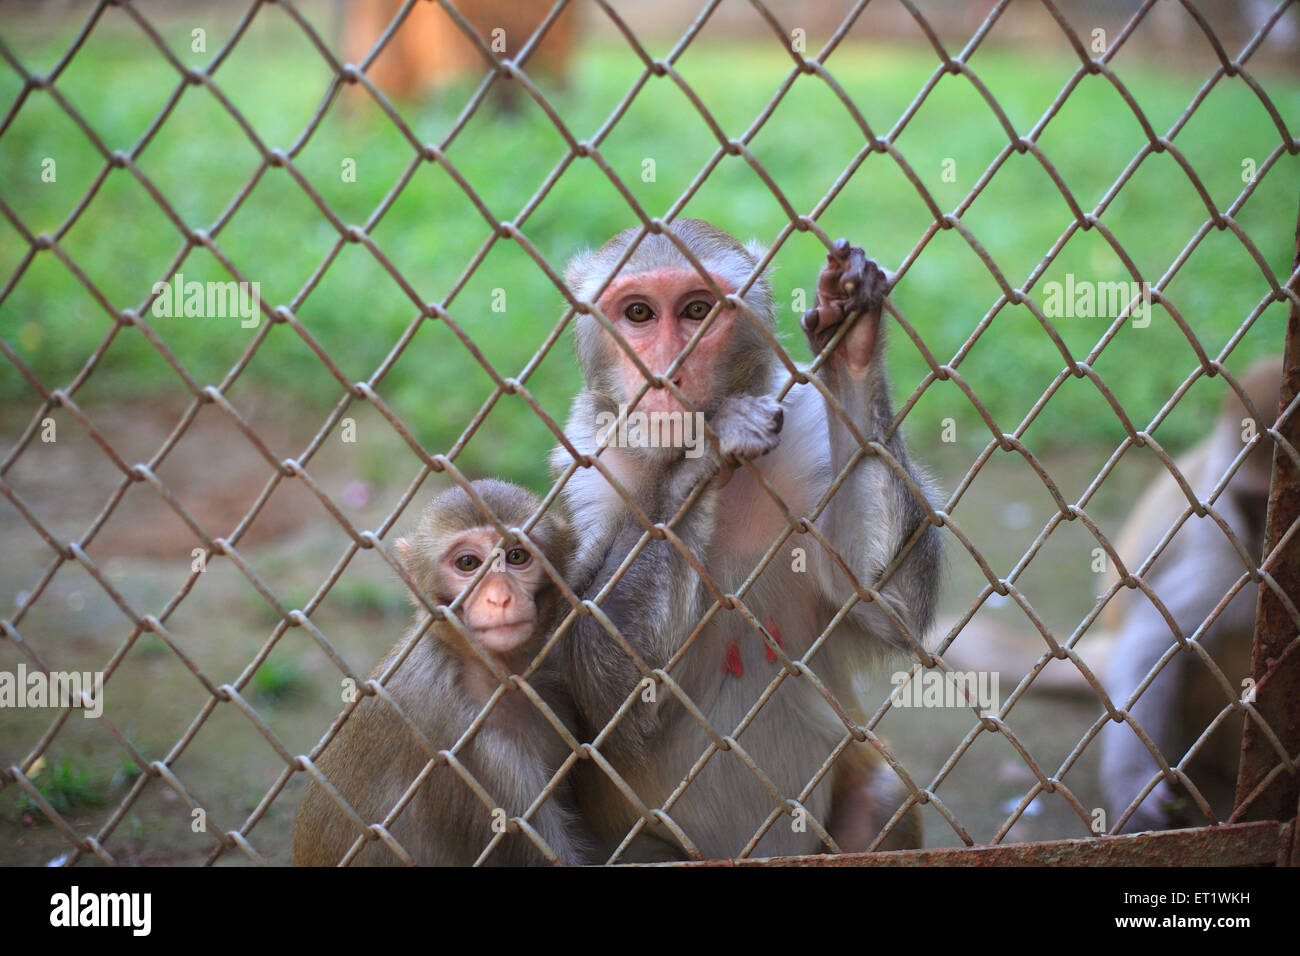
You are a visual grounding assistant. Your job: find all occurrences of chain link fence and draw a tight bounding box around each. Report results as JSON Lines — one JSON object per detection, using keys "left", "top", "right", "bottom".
{"left": 1, "top": 0, "right": 1298, "bottom": 866}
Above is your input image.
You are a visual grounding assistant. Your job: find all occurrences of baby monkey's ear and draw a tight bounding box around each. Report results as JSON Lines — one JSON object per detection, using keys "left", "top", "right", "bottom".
{"left": 394, "top": 537, "right": 422, "bottom": 608}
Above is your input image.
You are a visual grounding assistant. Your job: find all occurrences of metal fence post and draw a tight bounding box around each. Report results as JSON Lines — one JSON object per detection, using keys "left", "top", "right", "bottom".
{"left": 1235, "top": 189, "right": 1300, "bottom": 834}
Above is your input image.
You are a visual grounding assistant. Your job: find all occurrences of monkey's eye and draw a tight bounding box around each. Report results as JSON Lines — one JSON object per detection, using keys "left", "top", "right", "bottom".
{"left": 624, "top": 302, "right": 653, "bottom": 323}
{"left": 454, "top": 554, "right": 481, "bottom": 573}
{"left": 681, "top": 299, "right": 712, "bottom": 320}
{"left": 505, "top": 547, "right": 530, "bottom": 566}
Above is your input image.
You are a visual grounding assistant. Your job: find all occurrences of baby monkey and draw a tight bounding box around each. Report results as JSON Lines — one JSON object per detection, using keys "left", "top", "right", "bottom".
{"left": 294, "top": 479, "right": 588, "bottom": 866}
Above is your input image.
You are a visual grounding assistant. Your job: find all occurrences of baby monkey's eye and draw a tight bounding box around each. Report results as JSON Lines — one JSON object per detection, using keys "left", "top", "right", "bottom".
{"left": 681, "top": 299, "right": 712, "bottom": 320}
{"left": 454, "top": 554, "right": 481, "bottom": 572}
{"left": 505, "top": 548, "right": 530, "bottom": 566}
{"left": 624, "top": 302, "right": 653, "bottom": 323}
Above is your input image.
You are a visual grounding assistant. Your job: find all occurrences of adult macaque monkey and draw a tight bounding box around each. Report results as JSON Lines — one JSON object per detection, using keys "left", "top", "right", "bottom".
{"left": 1100, "top": 357, "right": 1283, "bottom": 833}
{"left": 553, "top": 221, "right": 941, "bottom": 860}
{"left": 294, "top": 480, "right": 588, "bottom": 865}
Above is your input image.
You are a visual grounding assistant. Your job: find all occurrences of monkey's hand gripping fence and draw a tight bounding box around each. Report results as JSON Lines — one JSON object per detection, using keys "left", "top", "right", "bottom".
{"left": 0, "top": 0, "right": 1297, "bottom": 866}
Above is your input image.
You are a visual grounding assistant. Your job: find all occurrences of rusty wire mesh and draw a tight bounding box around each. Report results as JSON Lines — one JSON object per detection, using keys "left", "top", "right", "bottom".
{"left": 1, "top": 0, "right": 1298, "bottom": 867}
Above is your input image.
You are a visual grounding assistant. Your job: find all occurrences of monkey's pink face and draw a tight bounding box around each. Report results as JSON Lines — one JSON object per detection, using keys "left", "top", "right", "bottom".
{"left": 597, "top": 269, "right": 736, "bottom": 415}
{"left": 442, "top": 529, "right": 547, "bottom": 657}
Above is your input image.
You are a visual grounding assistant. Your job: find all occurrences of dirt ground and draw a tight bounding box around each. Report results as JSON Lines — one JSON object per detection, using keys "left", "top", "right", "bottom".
{"left": 0, "top": 395, "right": 1160, "bottom": 865}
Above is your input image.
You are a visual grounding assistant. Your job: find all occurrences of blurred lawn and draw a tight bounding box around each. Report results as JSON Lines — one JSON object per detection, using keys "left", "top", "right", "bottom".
{"left": 1, "top": 14, "right": 1297, "bottom": 492}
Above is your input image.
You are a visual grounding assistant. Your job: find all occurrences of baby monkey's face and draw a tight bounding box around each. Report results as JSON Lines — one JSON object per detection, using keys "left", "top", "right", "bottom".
{"left": 439, "top": 527, "right": 548, "bottom": 657}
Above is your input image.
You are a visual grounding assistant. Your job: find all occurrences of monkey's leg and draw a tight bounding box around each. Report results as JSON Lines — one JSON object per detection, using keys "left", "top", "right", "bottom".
{"left": 1101, "top": 512, "right": 1260, "bottom": 834}
{"left": 1102, "top": 597, "right": 1201, "bottom": 832}
{"left": 827, "top": 743, "right": 922, "bottom": 852}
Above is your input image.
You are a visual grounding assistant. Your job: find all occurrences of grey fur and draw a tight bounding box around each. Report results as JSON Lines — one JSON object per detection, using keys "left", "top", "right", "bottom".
{"left": 555, "top": 226, "right": 943, "bottom": 860}
{"left": 1100, "top": 414, "right": 1272, "bottom": 833}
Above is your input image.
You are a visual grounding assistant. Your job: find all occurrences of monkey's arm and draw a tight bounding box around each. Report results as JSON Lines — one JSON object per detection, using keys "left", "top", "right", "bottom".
{"left": 563, "top": 394, "right": 783, "bottom": 756}
{"left": 565, "top": 509, "right": 691, "bottom": 757}
{"left": 802, "top": 242, "right": 942, "bottom": 650}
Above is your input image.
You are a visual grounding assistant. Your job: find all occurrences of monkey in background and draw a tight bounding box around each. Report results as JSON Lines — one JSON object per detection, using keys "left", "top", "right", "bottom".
{"left": 294, "top": 479, "right": 588, "bottom": 865}
{"left": 553, "top": 224, "right": 941, "bottom": 860}
{"left": 343, "top": 0, "right": 577, "bottom": 106}
{"left": 1100, "top": 357, "right": 1283, "bottom": 833}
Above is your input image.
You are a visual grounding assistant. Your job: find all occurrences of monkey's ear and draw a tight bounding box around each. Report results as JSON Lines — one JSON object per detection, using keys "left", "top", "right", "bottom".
{"left": 743, "top": 237, "right": 776, "bottom": 297}
{"left": 547, "top": 517, "right": 575, "bottom": 579}
{"left": 394, "top": 537, "right": 425, "bottom": 608}
{"left": 546, "top": 515, "right": 573, "bottom": 547}
{"left": 563, "top": 247, "right": 595, "bottom": 296}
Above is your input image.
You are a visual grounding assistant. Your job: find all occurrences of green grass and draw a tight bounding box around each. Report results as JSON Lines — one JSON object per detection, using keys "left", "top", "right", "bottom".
{"left": 111, "top": 733, "right": 145, "bottom": 790}
{"left": 251, "top": 651, "right": 308, "bottom": 707}
{"left": 331, "top": 575, "right": 409, "bottom": 619}
{"left": 1, "top": 13, "right": 1297, "bottom": 492}
{"left": 9, "top": 754, "right": 108, "bottom": 820}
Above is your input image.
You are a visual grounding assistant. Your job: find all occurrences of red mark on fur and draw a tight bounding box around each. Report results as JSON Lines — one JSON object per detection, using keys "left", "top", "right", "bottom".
{"left": 763, "top": 618, "right": 784, "bottom": 663}
{"left": 724, "top": 637, "right": 743, "bottom": 677}
{"left": 724, "top": 620, "right": 785, "bottom": 677}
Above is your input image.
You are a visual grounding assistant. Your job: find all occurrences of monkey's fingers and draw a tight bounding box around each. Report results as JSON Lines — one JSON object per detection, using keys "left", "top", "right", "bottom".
{"left": 816, "top": 243, "right": 866, "bottom": 300}
{"left": 857, "top": 257, "right": 889, "bottom": 316}
{"left": 802, "top": 306, "right": 842, "bottom": 354}
{"left": 712, "top": 394, "right": 784, "bottom": 462}
{"left": 839, "top": 248, "right": 867, "bottom": 298}
{"left": 837, "top": 250, "right": 888, "bottom": 320}
{"left": 802, "top": 306, "right": 826, "bottom": 336}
